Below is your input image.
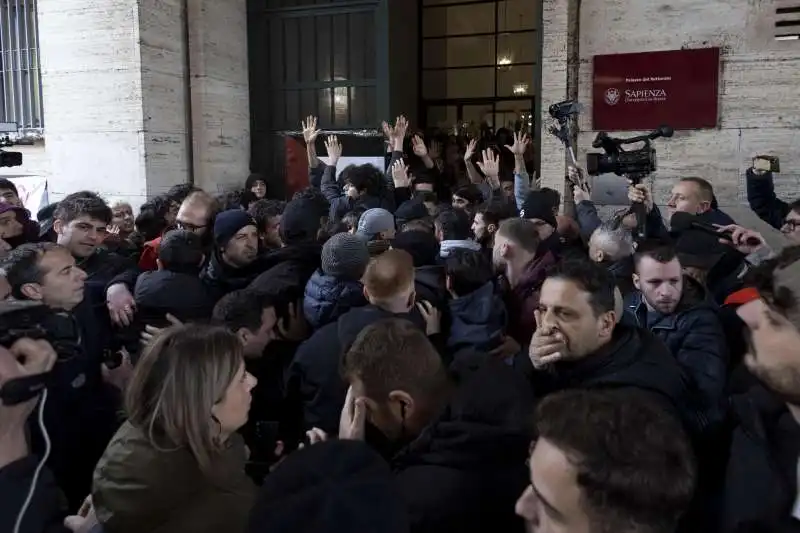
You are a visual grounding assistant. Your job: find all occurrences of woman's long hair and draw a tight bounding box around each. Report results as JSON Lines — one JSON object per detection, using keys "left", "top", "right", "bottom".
{"left": 125, "top": 324, "right": 243, "bottom": 474}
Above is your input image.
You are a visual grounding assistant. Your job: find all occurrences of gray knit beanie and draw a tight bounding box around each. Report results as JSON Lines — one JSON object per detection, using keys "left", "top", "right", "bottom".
{"left": 321, "top": 232, "right": 370, "bottom": 280}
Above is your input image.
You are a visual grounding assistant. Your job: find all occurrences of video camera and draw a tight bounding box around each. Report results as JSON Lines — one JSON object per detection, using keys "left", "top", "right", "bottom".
{"left": 0, "top": 300, "right": 80, "bottom": 405}
{"left": 586, "top": 126, "right": 674, "bottom": 183}
{"left": 0, "top": 121, "right": 23, "bottom": 168}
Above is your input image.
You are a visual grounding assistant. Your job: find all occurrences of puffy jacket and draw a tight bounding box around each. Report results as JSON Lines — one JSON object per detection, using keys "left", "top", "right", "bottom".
{"left": 448, "top": 282, "right": 506, "bottom": 354}
{"left": 303, "top": 269, "right": 367, "bottom": 330}
{"left": 624, "top": 277, "right": 728, "bottom": 427}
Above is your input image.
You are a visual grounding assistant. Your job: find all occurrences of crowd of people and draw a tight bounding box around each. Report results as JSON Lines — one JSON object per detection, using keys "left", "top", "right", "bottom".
{"left": 0, "top": 114, "right": 799, "bottom": 533}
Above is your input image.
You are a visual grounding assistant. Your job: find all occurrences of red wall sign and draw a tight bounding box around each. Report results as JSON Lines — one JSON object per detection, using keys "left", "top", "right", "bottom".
{"left": 592, "top": 48, "right": 720, "bottom": 131}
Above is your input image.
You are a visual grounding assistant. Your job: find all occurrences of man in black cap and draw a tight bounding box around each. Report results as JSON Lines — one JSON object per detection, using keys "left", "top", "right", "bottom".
{"left": 200, "top": 209, "right": 262, "bottom": 301}
{"left": 520, "top": 190, "right": 562, "bottom": 257}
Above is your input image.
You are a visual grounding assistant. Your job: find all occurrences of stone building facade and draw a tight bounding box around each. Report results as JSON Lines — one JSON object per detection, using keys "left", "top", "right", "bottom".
{"left": 1, "top": 0, "right": 798, "bottom": 210}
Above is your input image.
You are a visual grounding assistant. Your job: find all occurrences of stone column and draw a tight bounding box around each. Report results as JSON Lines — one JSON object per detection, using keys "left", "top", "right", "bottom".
{"left": 186, "top": 0, "right": 251, "bottom": 193}
{"left": 538, "top": 0, "right": 572, "bottom": 205}
{"left": 37, "top": 0, "right": 250, "bottom": 207}
{"left": 37, "top": 0, "right": 189, "bottom": 208}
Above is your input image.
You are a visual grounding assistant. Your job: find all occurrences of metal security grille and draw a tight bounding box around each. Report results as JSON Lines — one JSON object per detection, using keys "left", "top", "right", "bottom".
{"left": 251, "top": 0, "right": 384, "bottom": 132}
{"left": 775, "top": 5, "right": 800, "bottom": 41}
{"left": 0, "top": 0, "right": 43, "bottom": 131}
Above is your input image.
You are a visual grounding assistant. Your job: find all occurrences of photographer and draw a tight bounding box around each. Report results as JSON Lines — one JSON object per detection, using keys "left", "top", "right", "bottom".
{"left": 0, "top": 330, "right": 65, "bottom": 533}
{"left": 2, "top": 243, "right": 122, "bottom": 509}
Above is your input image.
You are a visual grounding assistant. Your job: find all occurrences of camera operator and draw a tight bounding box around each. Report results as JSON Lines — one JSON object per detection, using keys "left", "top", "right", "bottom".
{"left": 628, "top": 177, "right": 735, "bottom": 237}
{"left": 2, "top": 243, "right": 122, "bottom": 510}
{"left": 0, "top": 333, "right": 63, "bottom": 533}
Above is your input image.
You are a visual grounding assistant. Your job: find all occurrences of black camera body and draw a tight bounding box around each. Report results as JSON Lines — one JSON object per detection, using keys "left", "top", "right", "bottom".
{"left": 549, "top": 100, "right": 582, "bottom": 122}
{"left": 0, "top": 135, "right": 23, "bottom": 168}
{"left": 0, "top": 300, "right": 80, "bottom": 405}
{"left": 586, "top": 126, "right": 674, "bottom": 182}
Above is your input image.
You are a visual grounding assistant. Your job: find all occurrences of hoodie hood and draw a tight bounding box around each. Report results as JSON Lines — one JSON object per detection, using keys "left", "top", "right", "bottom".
{"left": 448, "top": 282, "right": 506, "bottom": 352}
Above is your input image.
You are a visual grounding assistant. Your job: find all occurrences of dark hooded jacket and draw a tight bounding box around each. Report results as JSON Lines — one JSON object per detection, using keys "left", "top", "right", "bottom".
{"left": 303, "top": 269, "right": 367, "bottom": 330}
{"left": 624, "top": 277, "right": 728, "bottom": 428}
{"left": 448, "top": 282, "right": 506, "bottom": 355}
{"left": 248, "top": 242, "right": 323, "bottom": 304}
{"left": 391, "top": 361, "right": 533, "bottom": 533}
{"left": 134, "top": 269, "right": 215, "bottom": 321}
{"left": 200, "top": 250, "right": 266, "bottom": 302}
{"left": 720, "top": 386, "right": 800, "bottom": 533}
{"left": 414, "top": 265, "right": 448, "bottom": 313}
{"left": 284, "top": 306, "right": 427, "bottom": 437}
{"left": 504, "top": 250, "right": 558, "bottom": 347}
{"left": 518, "top": 324, "right": 704, "bottom": 436}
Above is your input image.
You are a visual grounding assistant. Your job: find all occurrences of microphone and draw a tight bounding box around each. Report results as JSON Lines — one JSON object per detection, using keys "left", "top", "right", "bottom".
{"left": 670, "top": 212, "right": 761, "bottom": 247}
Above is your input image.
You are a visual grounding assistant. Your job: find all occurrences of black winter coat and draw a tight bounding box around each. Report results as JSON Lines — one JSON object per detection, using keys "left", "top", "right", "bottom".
{"left": 248, "top": 242, "right": 322, "bottom": 306}
{"left": 720, "top": 386, "right": 800, "bottom": 533}
{"left": 624, "top": 278, "right": 728, "bottom": 427}
{"left": 392, "top": 361, "right": 533, "bottom": 533}
{"left": 284, "top": 306, "right": 427, "bottom": 436}
{"left": 201, "top": 250, "right": 266, "bottom": 302}
{"left": 134, "top": 269, "right": 215, "bottom": 322}
{"left": 447, "top": 281, "right": 506, "bottom": 355}
{"left": 518, "top": 324, "right": 703, "bottom": 435}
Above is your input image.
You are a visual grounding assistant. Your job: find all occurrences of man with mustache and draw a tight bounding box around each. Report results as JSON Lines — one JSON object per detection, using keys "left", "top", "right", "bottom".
{"left": 624, "top": 240, "right": 728, "bottom": 427}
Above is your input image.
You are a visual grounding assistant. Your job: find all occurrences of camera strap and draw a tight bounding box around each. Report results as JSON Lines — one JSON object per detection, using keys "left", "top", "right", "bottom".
{"left": 0, "top": 373, "right": 49, "bottom": 406}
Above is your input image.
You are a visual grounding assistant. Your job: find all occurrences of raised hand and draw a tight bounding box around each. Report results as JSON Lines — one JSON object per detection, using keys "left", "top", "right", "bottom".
{"left": 504, "top": 130, "right": 531, "bottom": 156}
{"left": 412, "top": 135, "right": 428, "bottom": 158}
{"left": 477, "top": 148, "right": 501, "bottom": 186}
{"left": 392, "top": 159, "right": 412, "bottom": 188}
{"left": 325, "top": 135, "right": 343, "bottom": 166}
{"left": 301, "top": 115, "right": 320, "bottom": 143}
{"left": 464, "top": 138, "right": 478, "bottom": 161}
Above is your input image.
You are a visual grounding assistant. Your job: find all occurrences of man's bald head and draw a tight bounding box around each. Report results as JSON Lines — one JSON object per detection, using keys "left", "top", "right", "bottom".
{"left": 363, "top": 249, "right": 414, "bottom": 304}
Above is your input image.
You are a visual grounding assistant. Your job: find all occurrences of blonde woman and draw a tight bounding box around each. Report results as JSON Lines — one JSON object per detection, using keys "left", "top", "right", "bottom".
{"left": 92, "top": 324, "right": 258, "bottom": 533}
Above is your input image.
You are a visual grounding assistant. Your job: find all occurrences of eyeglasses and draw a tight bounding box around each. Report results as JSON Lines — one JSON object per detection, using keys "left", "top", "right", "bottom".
{"left": 176, "top": 221, "right": 207, "bottom": 232}
{"left": 782, "top": 219, "right": 800, "bottom": 231}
